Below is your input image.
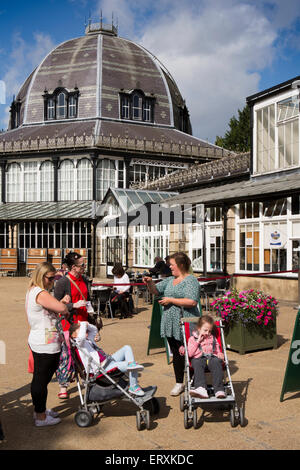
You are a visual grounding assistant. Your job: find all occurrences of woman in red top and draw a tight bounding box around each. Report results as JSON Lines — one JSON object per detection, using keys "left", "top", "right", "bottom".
{"left": 54, "top": 252, "right": 90, "bottom": 398}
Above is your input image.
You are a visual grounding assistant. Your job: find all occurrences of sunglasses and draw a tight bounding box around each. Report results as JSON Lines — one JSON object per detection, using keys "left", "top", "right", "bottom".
{"left": 75, "top": 263, "right": 85, "bottom": 268}
{"left": 45, "top": 275, "right": 56, "bottom": 281}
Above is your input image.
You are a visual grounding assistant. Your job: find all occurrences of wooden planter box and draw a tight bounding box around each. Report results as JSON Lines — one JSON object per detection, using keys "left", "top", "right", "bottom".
{"left": 224, "top": 318, "right": 277, "bottom": 355}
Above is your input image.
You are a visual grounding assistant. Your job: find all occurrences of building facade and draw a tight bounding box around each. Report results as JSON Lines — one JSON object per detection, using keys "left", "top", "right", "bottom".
{"left": 0, "top": 22, "right": 231, "bottom": 276}
{"left": 132, "top": 77, "right": 300, "bottom": 301}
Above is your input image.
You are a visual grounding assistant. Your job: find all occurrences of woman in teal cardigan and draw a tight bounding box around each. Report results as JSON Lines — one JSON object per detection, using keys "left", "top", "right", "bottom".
{"left": 143, "top": 252, "right": 201, "bottom": 396}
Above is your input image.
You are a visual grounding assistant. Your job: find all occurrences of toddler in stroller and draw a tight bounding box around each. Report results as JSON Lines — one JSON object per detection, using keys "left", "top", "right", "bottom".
{"left": 70, "top": 321, "right": 144, "bottom": 396}
{"left": 180, "top": 314, "right": 245, "bottom": 428}
{"left": 69, "top": 321, "right": 158, "bottom": 429}
{"left": 187, "top": 315, "right": 225, "bottom": 399}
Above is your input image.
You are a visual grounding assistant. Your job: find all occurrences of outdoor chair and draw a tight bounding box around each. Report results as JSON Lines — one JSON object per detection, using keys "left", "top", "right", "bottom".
{"left": 201, "top": 281, "right": 217, "bottom": 312}
{"left": 215, "top": 277, "right": 231, "bottom": 296}
{"left": 92, "top": 287, "right": 113, "bottom": 319}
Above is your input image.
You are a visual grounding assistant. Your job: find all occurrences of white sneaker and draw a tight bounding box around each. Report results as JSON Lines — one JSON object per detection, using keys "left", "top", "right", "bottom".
{"left": 128, "top": 385, "right": 145, "bottom": 396}
{"left": 33, "top": 409, "right": 59, "bottom": 420}
{"left": 35, "top": 414, "right": 61, "bottom": 427}
{"left": 127, "top": 361, "right": 144, "bottom": 372}
{"left": 215, "top": 391, "right": 226, "bottom": 399}
{"left": 170, "top": 383, "right": 184, "bottom": 396}
{"left": 190, "top": 387, "right": 209, "bottom": 399}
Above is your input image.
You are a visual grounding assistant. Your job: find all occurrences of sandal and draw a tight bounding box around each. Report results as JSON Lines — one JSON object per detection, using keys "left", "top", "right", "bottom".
{"left": 58, "top": 391, "right": 69, "bottom": 399}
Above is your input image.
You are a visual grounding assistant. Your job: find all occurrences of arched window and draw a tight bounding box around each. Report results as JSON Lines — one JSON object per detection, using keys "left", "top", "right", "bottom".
{"left": 96, "top": 159, "right": 116, "bottom": 200}
{"left": 23, "top": 161, "right": 38, "bottom": 202}
{"left": 77, "top": 159, "right": 92, "bottom": 200}
{"left": 69, "top": 95, "right": 77, "bottom": 118}
{"left": 40, "top": 161, "right": 54, "bottom": 201}
{"left": 132, "top": 93, "right": 142, "bottom": 120}
{"left": 6, "top": 163, "right": 21, "bottom": 202}
{"left": 57, "top": 92, "right": 67, "bottom": 119}
{"left": 58, "top": 160, "right": 75, "bottom": 201}
{"left": 43, "top": 87, "right": 79, "bottom": 121}
{"left": 120, "top": 89, "right": 155, "bottom": 123}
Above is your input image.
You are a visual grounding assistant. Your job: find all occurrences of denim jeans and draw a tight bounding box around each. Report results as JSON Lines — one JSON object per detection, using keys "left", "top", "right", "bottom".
{"left": 103, "top": 345, "right": 138, "bottom": 388}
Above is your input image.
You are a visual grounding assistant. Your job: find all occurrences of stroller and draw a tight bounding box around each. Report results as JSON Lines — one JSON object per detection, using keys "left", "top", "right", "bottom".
{"left": 180, "top": 317, "right": 245, "bottom": 428}
{"left": 70, "top": 338, "right": 159, "bottom": 430}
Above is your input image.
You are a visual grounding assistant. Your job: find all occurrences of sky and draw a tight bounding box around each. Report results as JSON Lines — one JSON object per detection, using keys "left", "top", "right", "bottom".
{"left": 1, "top": 0, "right": 300, "bottom": 143}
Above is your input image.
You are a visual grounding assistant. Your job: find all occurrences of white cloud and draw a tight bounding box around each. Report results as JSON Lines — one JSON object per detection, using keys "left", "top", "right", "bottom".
{"left": 138, "top": 0, "right": 277, "bottom": 142}
{"left": 1, "top": 32, "right": 56, "bottom": 129}
{"left": 96, "top": 0, "right": 300, "bottom": 142}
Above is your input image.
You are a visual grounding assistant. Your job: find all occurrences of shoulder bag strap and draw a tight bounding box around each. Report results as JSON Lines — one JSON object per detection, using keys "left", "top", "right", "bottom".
{"left": 67, "top": 274, "right": 87, "bottom": 302}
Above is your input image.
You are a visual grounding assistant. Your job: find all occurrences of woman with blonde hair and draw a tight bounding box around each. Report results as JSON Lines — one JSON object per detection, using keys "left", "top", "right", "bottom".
{"left": 26, "top": 262, "right": 69, "bottom": 427}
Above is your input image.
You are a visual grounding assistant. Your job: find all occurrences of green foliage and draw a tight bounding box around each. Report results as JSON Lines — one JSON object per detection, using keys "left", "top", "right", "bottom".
{"left": 215, "top": 104, "right": 250, "bottom": 152}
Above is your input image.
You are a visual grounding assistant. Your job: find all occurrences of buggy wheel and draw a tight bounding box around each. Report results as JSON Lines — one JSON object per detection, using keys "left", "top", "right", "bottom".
{"left": 75, "top": 410, "right": 93, "bottom": 428}
{"left": 230, "top": 406, "right": 238, "bottom": 428}
{"left": 144, "top": 409, "right": 151, "bottom": 430}
{"left": 136, "top": 411, "right": 142, "bottom": 431}
{"left": 180, "top": 393, "right": 185, "bottom": 412}
{"left": 144, "top": 397, "right": 160, "bottom": 416}
{"left": 184, "top": 408, "right": 190, "bottom": 429}
{"left": 193, "top": 408, "right": 198, "bottom": 429}
{"left": 239, "top": 407, "right": 246, "bottom": 427}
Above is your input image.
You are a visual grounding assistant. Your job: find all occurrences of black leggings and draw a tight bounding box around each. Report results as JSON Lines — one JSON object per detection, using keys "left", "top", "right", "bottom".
{"left": 167, "top": 337, "right": 185, "bottom": 384}
{"left": 31, "top": 351, "right": 61, "bottom": 414}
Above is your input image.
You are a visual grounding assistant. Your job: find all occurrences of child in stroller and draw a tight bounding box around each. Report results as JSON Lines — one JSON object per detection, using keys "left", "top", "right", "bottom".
{"left": 69, "top": 321, "right": 145, "bottom": 396}
{"left": 69, "top": 321, "right": 158, "bottom": 430}
{"left": 186, "top": 315, "right": 225, "bottom": 399}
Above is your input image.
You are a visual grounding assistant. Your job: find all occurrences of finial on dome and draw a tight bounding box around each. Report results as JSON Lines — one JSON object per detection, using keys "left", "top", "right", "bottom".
{"left": 85, "top": 13, "right": 118, "bottom": 36}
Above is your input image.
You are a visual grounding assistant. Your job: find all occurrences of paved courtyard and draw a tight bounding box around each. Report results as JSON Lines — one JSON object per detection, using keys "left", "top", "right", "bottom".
{"left": 0, "top": 277, "right": 300, "bottom": 450}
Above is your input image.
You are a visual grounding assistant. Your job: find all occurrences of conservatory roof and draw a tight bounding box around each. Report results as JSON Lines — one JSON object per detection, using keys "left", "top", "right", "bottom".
{"left": 0, "top": 201, "right": 96, "bottom": 220}
{"left": 100, "top": 188, "right": 178, "bottom": 215}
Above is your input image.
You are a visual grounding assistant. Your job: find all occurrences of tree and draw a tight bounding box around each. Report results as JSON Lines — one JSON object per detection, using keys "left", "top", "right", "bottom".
{"left": 215, "top": 104, "right": 250, "bottom": 152}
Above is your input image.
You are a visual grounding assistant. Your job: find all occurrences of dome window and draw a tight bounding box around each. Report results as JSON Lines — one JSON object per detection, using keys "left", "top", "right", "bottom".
{"left": 57, "top": 92, "right": 67, "bottom": 118}
{"left": 120, "top": 90, "right": 155, "bottom": 123}
{"left": 47, "top": 98, "right": 55, "bottom": 120}
{"left": 43, "top": 87, "right": 79, "bottom": 121}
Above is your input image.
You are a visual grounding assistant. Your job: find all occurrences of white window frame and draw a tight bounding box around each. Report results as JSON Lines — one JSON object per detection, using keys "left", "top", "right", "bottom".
{"left": 236, "top": 198, "right": 297, "bottom": 277}
{"left": 77, "top": 158, "right": 92, "bottom": 201}
{"left": 133, "top": 225, "right": 169, "bottom": 268}
{"left": 58, "top": 159, "right": 75, "bottom": 201}
{"left": 40, "top": 161, "right": 54, "bottom": 202}
{"left": 253, "top": 89, "right": 300, "bottom": 175}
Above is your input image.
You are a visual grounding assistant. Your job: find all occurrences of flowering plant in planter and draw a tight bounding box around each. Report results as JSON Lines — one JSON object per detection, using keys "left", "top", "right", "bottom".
{"left": 211, "top": 288, "right": 278, "bottom": 327}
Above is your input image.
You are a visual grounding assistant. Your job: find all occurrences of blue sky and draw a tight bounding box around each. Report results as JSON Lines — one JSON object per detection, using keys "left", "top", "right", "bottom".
{"left": 1, "top": 0, "right": 300, "bottom": 142}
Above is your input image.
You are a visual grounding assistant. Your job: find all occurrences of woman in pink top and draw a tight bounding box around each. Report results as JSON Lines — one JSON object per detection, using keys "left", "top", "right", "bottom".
{"left": 187, "top": 315, "right": 225, "bottom": 399}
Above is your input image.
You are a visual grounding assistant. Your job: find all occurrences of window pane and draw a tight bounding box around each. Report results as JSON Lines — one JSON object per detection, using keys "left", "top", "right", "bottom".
{"left": 58, "top": 160, "right": 75, "bottom": 201}
{"left": 40, "top": 161, "right": 54, "bottom": 201}
{"left": 77, "top": 159, "right": 92, "bottom": 200}
{"left": 6, "top": 163, "right": 21, "bottom": 202}
{"left": 57, "top": 93, "right": 66, "bottom": 118}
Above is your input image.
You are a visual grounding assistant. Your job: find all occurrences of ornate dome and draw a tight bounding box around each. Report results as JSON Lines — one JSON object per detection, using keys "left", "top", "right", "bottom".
{"left": 11, "top": 23, "right": 192, "bottom": 133}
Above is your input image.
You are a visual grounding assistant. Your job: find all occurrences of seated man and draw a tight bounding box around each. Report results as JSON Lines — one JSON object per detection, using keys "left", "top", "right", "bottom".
{"left": 111, "top": 263, "right": 132, "bottom": 318}
{"left": 70, "top": 321, "right": 145, "bottom": 396}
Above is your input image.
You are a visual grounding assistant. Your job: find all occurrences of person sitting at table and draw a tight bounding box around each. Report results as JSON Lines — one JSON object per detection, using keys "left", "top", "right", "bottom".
{"left": 149, "top": 257, "right": 169, "bottom": 277}
{"left": 111, "top": 263, "right": 133, "bottom": 319}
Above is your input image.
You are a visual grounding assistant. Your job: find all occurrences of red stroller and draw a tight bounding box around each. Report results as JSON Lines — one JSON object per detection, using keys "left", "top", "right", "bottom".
{"left": 180, "top": 317, "right": 245, "bottom": 428}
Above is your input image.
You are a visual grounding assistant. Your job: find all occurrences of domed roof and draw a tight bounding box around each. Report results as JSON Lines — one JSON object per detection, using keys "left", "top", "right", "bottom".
{"left": 14, "top": 24, "right": 190, "bottom": 132}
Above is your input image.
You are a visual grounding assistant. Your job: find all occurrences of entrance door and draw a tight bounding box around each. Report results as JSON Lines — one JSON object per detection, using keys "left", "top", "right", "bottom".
{"left": 106, "top": 237, "right": 123, "bottom": 277}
